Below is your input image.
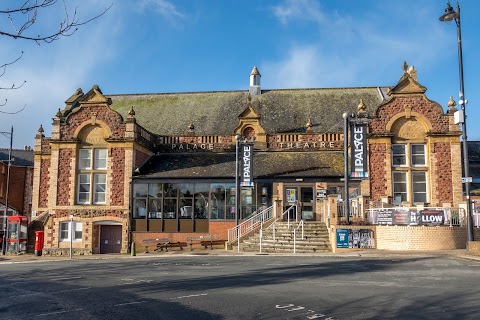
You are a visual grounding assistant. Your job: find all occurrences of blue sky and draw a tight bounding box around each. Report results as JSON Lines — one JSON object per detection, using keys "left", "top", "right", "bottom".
{"left": 0, "top": 0, "right": 479, "bottom": 149}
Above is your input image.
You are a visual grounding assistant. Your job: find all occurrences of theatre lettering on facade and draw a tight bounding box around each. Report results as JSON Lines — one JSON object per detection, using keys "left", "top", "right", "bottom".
{"left": 31, "top": 63, "right": 469, "bottom": 254}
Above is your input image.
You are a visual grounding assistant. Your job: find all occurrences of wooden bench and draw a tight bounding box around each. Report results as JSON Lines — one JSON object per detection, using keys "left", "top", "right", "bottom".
{"left": 186, "top": 235, "right": 217, "bottom": 250}
{"left": 143, "top": 238, "right": 170, "bottom": 253}
{"left": 155, "top": 241, "right": 187, "bottom": 252}
{"left": 200, "top": 240, "right": 226, "bottom": 250}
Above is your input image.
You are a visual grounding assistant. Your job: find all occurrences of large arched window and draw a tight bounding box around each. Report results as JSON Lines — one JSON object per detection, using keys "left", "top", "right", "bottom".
{"left": 391, "top": 117, "right": 428, "bottom": 204}
{"left": 77, "top": 125, "right": 108, "bottom": 205}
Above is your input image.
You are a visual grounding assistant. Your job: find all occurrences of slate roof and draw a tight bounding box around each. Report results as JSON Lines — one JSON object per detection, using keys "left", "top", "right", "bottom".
{"left": 0, "top": 149, "right": 34, "bottom": 167}
{"left": 108, "top": 87, "right": 388, "bottom": 136}
{"left": 135, "top": 152, "right": 344, "bottom": 180}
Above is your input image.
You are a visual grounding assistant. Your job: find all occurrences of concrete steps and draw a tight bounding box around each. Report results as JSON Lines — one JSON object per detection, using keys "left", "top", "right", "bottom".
{"left": 240, "top": 221, "right": 332, "bottom": 253}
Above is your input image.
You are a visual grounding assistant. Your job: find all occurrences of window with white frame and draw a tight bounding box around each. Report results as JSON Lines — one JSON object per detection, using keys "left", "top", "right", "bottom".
{"left": 77, "top": 148, "right": 107, "bottom": 204}
{"left": 59, "top": 221, "right": 83, "bottom": 241}
{"left": 392, "top": 143, "right": 428, "bottom": 203}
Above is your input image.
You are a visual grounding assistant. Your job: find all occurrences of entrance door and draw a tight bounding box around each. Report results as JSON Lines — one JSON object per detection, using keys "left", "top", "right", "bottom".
{"left": 100, "top": 225, "right": 122, "bottom": 254}
{"left": 284, "top": 186, "right": 315, "bottom": 221}
{"left": 300, "top": 187, "right": 315, "bottom": 221}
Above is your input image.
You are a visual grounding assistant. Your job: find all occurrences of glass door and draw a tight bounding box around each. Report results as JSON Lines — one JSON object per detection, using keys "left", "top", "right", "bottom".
{"left": 300, "top": 187, "right": 315, "bottom": 221}
{"left": 284, "top": 186, "right": 315, "bottom": 221}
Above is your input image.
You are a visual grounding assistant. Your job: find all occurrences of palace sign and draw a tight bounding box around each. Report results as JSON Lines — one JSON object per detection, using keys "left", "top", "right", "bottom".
{"left": 350, "top": 123, "right": 368, "bottom": 178}
{"left": 241, "top": 144, "right": 254, "bottom": 187}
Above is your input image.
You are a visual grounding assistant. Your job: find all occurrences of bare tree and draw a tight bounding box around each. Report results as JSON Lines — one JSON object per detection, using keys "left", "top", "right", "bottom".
{"left": 1, "top": 0, "right": 112, "bottom": 44}
{"left": 0, "top": 0, "right": 111, "bottom": 113}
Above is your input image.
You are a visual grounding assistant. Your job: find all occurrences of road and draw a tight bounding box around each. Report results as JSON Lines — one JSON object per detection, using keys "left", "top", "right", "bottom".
{"left": 0, "top": 255, "right": 479, "bottom": 319}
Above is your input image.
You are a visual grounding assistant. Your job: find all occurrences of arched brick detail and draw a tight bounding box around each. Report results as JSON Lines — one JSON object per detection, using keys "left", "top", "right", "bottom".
{"left": 61, "top": 106, "right": 125, "bottom": 140}
{"left": 371, "top": 96, "right": 449, "bottom": 134}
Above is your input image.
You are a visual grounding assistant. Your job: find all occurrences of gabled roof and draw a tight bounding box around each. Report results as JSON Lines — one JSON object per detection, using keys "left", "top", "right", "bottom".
{"left": 108, "top": 87, "right": 387, "bottom": 136}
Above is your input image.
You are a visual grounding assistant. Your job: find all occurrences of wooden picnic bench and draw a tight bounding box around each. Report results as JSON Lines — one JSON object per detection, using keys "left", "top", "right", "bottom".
{"left": 143, "top": 238, "right": 170, "bottom": 253}
{"left": 186, "top": 235, "right": 218, "bottom": 250}
{"left": 155, "top": 241, "right": 187, "bottom": 252}
{"left": 200, "top": 239, "right": 226, "bottom": 250}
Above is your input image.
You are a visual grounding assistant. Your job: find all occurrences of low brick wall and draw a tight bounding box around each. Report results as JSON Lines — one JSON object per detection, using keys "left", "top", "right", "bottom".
{"left": 376, "top": 226, "right": 467, "bottom": 250}
{"left": 330, "top": 225, "right": 475, "bottom": 251}
{"left": 43, "top": 248, "right": 92, "bottom": 256}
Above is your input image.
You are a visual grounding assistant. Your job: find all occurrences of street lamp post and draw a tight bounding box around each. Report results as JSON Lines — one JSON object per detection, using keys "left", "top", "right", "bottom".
{"left": 439, "top": 1, "right": 474, "bottom": 242}
{"left": 235, "top": 135, "right": 240, "bottom": 226}
{"left": 1, "top": 126, "right": 13, "bottom": 255}
{"left": 342, "top": 113, "right": 350, "bottom": 224}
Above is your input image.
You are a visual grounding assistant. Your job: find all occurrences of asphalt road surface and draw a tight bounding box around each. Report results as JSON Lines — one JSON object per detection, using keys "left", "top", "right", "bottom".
{"left": 1, "top": 255, "right": 479, "bottom": 319}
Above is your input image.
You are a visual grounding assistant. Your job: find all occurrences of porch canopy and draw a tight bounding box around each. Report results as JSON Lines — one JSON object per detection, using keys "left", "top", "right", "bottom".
{"left": 135, "top": 151, "right": 344, "bottom": 181}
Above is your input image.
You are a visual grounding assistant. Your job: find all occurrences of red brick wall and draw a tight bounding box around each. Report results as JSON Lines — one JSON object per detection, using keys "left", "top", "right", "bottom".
{"left": 110, "top": 148, "right": 125, "bottom": 206}
{"left": 433, "top": 142, "right": 453, "bottom": 205}
{"left": 61, "top": 106, "right": 126, "bottom": 139}
{"left": 39, "top": 158, "right": 50, "bottom": 208}
{"left": 209, "top": 221, "right": 236, "bottom": 240}
{"left": 370, "top": 96, "right": 449, "bottom": 134}
{"left": 369, "top": 143, "right": 387, "bottom": 201}
{"left": 22, "top": 167, "right": 34, "bottom": 216}
{"left": 57, "top": 149, "right": 72, "bottom": 206}
{"left": 0, "top": 164, "right": 33, "bottom": 214}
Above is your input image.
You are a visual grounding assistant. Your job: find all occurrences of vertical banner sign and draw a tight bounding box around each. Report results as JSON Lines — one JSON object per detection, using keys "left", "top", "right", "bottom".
{"left": 350, "top": 123, "right": 368, "bottom": 178}
{"left": 240, "top": 144, "right": 254, "bottom": 187}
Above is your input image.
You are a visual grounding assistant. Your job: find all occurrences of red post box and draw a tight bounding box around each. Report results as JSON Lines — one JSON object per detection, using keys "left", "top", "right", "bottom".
{"left": 35, "top": 231, "right": 44, "bottom": 256}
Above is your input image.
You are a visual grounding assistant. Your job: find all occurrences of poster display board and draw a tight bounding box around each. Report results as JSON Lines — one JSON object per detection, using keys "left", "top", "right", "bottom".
{"left": 336, "top": 228, "right": 375, "bottom": 249}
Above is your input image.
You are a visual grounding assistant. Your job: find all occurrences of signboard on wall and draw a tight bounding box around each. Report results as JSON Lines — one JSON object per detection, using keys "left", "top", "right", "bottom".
{"left": 240, "top": 144, "right": 254, "bottom": 187}
{"left": 336, "top": 228, "right": 375, "bottom": 249}
{"left": 350, "top": 123, "right": 368, "bottom": 179}
{"left": 374, "top": 209, "right": 445, "bottom": 226}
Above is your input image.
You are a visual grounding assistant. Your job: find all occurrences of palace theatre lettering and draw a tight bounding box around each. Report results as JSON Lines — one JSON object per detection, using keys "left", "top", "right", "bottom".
{"left": 169, "top": 141, "right": 336, "bottom": 151}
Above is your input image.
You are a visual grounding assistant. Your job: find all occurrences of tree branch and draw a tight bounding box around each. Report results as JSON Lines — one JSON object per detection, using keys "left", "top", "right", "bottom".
{"left": 1, "top": 1, "right": 112, "bottom": 43}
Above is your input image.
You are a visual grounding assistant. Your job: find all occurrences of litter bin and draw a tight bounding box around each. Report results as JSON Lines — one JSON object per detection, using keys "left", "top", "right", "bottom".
{"left": 34, "top": 231, "right": 44, "bottom": 256}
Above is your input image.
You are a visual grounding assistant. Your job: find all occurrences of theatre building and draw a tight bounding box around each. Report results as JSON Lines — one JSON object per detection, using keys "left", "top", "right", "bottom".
{"left": 31, "top": 62, "right": 468, "bottom": 255}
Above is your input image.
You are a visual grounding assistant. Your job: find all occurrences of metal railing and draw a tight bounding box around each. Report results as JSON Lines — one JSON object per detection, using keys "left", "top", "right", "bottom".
{"left": 259, "top": 205, "right": 301, "bottom": 253}
{"left": 293, "top": 219, "right": 305, "bottom": 254}
{"left": 366, "top": 207, "right": 465, "bottom": 226}
{"left": 227, "top": 206, "right": 274, "bottom": 245}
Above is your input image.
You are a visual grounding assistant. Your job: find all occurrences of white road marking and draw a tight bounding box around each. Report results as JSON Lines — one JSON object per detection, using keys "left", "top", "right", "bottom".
{"left": 35, "top": 309, "right": 83, "bottom": 317}
{"left": 112, "top": 301, "right": 147, "bottom": 307}
{"left": 50, "top": 276, "right": 83, "bottom": 281}
{"left": 171, "top": 293, "right": 208, "bottom": 299}
{"left": 58, "top": 287, "right": 91, "bottom": 293}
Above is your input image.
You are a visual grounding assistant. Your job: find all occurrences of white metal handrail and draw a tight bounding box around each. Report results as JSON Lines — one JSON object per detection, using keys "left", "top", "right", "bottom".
{"left": 293, "top": 219, "right": 305, "bottom": 254}
{"left": 265, "top": 204, "right": 297, "bottom": 242}
{"left": 227, "top": 205, "right": 274, "bottom": 244}
{"left": 259, "top": 205, "right": 298, "bottom": 253}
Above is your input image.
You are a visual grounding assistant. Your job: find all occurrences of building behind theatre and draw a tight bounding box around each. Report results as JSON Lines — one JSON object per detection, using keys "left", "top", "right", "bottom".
{"left": 31, "top": 62, "right": 466, "bottom": 255}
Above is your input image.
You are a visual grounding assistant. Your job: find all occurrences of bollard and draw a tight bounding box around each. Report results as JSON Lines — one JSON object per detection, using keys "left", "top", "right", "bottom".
{"left": 131, "top": 242, "right": 136, "bottom": 256}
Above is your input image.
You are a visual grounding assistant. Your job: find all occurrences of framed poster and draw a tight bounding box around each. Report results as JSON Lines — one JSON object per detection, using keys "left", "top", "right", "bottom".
{"left": 286, "top": 188, "right": 297, "bottom": 203}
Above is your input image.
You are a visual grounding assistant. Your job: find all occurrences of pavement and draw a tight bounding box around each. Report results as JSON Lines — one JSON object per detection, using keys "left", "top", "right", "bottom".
{"left": 1, "top": 248, "right": 480, "bottom": 264}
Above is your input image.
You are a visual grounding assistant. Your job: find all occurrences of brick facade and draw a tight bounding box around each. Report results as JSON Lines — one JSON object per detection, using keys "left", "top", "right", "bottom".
{"left": 31, "top": 85, "right": 142, "bottom": 255}
{"left": 56, "top": 149, "right": 72, "bottom": 206}
{"left": 110, "top": 148, "right": 125, "bottom": 206}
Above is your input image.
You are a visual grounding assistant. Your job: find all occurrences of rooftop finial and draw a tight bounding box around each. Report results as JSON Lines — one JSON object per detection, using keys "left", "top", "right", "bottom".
{"left": 128, "top": 106, "right": 136, "bottom": 117}
{"left": 402, "top": 61, "right": 408, "bottom": 73}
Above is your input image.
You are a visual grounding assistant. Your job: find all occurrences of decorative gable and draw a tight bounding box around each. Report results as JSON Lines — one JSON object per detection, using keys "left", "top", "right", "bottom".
{"left": 234, "top": 93, "right": 266, "bottom": 142}
{"left": 79, "top": 84, "right": 112, "bottom": 106}
{"left": 387, "top": 62, "right": 427, "bottom": 96}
